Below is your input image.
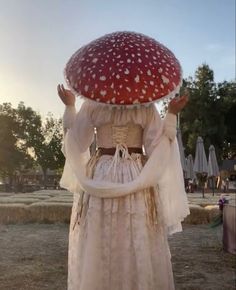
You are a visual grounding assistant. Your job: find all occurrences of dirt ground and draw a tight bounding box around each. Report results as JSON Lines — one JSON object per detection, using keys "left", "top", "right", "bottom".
{"left": 0, "top": 223, "right": 235, "bottom": 290}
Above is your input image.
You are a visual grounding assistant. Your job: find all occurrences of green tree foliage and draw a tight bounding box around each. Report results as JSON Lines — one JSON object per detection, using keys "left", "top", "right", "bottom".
{"left": 0, "top": 103, "right": 33, "bottom": 183}
{"left": 0, "top": 102, "right": 64, "bottom": 186}
{"left": 16, "top": 104, "right": 65, "bottom": 186}
{"left": 180, "top": 64, "right": 236, "bottom": 161}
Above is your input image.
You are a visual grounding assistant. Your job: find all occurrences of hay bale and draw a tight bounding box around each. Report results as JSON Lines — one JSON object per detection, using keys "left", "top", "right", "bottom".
{"left": 27, "top": 203, "right": 72, "bottom": 223}
{"left": 183, "top": 205, "right": 220, "bottom": 225}
{"left": 0, "top": 204, "right": 28, "bottom": 224}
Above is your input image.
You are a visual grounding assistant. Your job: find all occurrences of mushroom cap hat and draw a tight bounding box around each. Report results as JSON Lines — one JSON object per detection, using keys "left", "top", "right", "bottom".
{"left": 65, "top": 31, "right": 182, "bottom": 106}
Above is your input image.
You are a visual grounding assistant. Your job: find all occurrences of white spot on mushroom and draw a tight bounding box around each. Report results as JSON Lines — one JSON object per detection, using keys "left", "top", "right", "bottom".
{"left": 134, "top": 75, "right": 140, "bottom": 83}
{"left": 92, "top": 58, "right": 98, "bottom": 63}
{"left": 100, "top": 90, "right": 107, "bottom": 96}
{"left": 148, "top": 97, "right": 153, "bottom": 102}
{"left": 116, "top": 74, "right": 120, "bottom": 79}
{"left": 161, "top": 75, "right": 170, "bottom": 84}
{"left": 142, "top": 89, "right": 146, "bottom": 94}
{"left": 133, "top": 99, "right": 140, "bottom": 104}
{"left": 95, "top": 84, "right": 98, "bottom": 89}
{"left": 147, "top": 69, "right": 152, "bottom": 76}
{"left": 158, "top": 68, "right": 163, "bottom": 73}
{"left": 138, "top": 58, "right": 142, "bottom": 63}
{"left": 124, "top": 68, "right": 130, "bottom": 75}
{"left": 126, "top": 87, "right": 131, "bottom": 92}
{"left": 150, "top": 81, "right": 154, "bottom": 86}
{"left": 111, "top": 97, "right": 116, "bottom": 103}
{"left": 100, "top": 76, "right": 106, "bottom": 81}
{"left": 84, "top": 85, "right": 89, "bottom": 92}
{"left": 127, "top": 59, "right": 131, "bottom": 63}
{"left": 160, "top": 84, "right": 164, "bottom": 89}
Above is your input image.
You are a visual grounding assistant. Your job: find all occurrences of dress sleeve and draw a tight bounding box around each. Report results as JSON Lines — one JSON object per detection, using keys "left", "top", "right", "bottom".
{"left": 143, "top": 106, "right": 177, "bottom": 157}
{"left": 62, "top": 101, "right": 95, "bottom": 153}
{"left": 62, "top": 105, "right": 76, "bottom": 135}
{"left": 60, "top": 101, "right": 95, "bottom": 194}
{"left": 71, "top": 101, "right": 95, "bottom": 152}
{"left": 163, "top": 113, "right": 177, "bottom": 141}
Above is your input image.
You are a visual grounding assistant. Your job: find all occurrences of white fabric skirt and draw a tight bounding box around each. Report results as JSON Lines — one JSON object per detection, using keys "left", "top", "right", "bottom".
{"left": 67, "top": 153, "right": 175, "bottom": 290}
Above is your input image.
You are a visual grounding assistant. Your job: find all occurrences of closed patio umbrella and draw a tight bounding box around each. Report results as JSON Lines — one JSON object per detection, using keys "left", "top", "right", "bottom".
{"left": 186, "top": 154, "right": 195, "bottom": 180}
{"left": 194, "top": 136, "right": 208, "bottom": 197}
{"left": 208, "top": 145, "right": 220, "bottom": 196}
{"left": 186, "top": 154, "right": 196, "bottom": 193}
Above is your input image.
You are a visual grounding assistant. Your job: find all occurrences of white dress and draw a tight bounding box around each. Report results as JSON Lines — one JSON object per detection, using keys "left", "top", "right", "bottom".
{"left": 61, "top": 101, "right": 189, "bottom": 290}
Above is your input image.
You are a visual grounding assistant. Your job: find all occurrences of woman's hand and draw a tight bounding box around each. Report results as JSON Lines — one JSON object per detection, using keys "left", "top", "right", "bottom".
{"left": 57, "top": 84, "right": 76, "bottom": 106}
{"left": 168, "top": 91, "right": 189, "bottom": 115}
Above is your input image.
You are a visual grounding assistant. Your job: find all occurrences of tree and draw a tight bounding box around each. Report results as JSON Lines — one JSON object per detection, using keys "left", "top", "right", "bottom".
{"left": 180, "top": 64, "right": 235, "bottom": 161}
{"left": 0, "top": 103, "right": 33, "bottom": 187}
{"left": 16, "top": 103, "right": 65, "bottom": 187}
{"left": 0, "top": 102, "right": 65, "bottom": 189}
{"left": 217, "top": 81, "right": 236, "bottom": 158}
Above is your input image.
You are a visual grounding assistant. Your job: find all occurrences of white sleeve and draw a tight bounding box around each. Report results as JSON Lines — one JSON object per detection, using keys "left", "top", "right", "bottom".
{"left": 72, "top": 101, "right": 95, "bottom": 152}
{"left": 60, "top": 101, "right": 94, "bottom": 194}
{"left": 163, "top": 112, "right": 177, "bottom": 141}
{"left": 143, "top": 107, "right": 177, "bottom": 157}
{"left": 62, "top": 105, "right": 76, "bottom": 130}
{"left": 143, "top": 105, "right": 163, "bottom": 157}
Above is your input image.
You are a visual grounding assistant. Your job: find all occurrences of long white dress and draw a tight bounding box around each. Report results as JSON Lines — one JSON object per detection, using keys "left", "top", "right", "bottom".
{"left": 61, "top": 101, "right": 189, "bottom": 290}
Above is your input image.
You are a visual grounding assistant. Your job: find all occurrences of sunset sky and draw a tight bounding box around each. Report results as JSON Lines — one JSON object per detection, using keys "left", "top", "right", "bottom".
{"left": 0, "top": 0, "right": 235, "bottom": 117}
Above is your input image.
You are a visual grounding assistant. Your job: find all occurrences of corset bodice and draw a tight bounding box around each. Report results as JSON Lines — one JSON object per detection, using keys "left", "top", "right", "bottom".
{"left": 96, "top": 123, "right": 143, "bottom": 148}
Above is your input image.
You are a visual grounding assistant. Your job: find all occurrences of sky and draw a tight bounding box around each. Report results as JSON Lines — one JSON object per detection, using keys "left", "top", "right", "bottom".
{"left": 0, "top": 0, "right": 235, "bottom": 118}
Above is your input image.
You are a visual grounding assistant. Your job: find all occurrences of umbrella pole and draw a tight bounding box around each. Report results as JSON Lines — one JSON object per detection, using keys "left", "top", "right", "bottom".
{"left": 212, "top": 177, "right": 215, "bottom": 196}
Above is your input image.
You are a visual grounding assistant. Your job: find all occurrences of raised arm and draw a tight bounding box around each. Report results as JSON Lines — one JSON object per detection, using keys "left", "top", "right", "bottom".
{"left": 57, "top": 84, "right": 94, "bottom": 152}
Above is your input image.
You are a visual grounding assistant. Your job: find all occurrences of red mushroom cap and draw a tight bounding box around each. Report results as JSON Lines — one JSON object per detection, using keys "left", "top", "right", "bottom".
{"left": 65, "top": 31, "right": 182, "bottom": 105}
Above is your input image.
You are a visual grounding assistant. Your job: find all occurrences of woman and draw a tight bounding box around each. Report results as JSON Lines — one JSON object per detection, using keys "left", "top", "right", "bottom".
{"left": 58, "top": 82, "right": 189, "bottom": 290}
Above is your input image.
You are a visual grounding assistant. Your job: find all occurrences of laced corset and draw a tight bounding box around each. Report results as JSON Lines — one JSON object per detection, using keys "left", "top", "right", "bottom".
{"left": 96, "top": 122, "right": 143, "bottom": 148}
